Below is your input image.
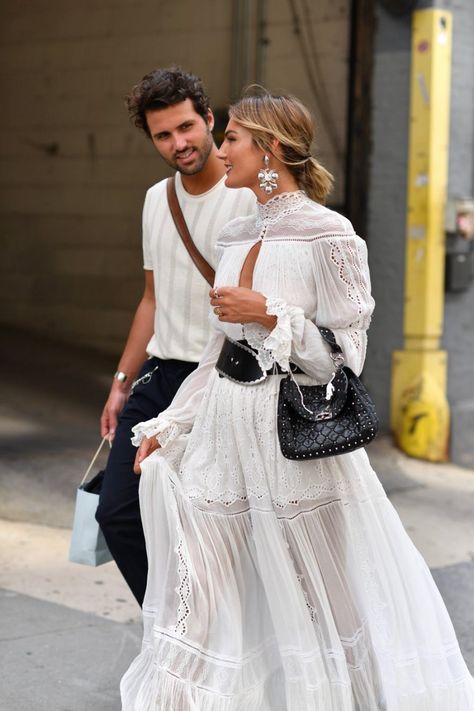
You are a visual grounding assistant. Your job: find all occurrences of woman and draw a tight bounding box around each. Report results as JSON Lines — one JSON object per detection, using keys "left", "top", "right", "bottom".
{"left": 121, "top": 93, "right": 474, "bottom": 710}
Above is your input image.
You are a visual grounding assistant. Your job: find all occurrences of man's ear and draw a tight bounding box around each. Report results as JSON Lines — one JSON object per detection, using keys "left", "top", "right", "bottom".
{"left": 207, "top": 108, "right": 215, "bottom": 132}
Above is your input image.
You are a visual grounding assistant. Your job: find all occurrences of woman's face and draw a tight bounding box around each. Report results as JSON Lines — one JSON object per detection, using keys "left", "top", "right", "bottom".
{"left": 217, "top": 119, "right": 264, "bottom": 193}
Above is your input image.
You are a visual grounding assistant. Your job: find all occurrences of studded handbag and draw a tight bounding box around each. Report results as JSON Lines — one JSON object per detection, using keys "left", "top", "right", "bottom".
{"left": 277, "top": 327, "right": 378, "bottom": 460}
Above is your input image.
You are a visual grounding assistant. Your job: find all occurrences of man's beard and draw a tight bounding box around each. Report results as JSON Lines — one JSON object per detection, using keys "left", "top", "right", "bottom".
{"left": 165, "top": 129, "right": 214, "bottom": 176}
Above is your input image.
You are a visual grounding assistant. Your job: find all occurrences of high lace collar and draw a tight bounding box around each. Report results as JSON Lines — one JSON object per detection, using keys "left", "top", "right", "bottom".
{"left": 256, "top": 190, "right": 308, "bottom": 224}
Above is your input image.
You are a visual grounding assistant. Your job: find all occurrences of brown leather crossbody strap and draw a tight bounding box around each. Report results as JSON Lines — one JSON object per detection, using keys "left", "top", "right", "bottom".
{"left": 166, "top": 176, "right": 216, "bottom": 287}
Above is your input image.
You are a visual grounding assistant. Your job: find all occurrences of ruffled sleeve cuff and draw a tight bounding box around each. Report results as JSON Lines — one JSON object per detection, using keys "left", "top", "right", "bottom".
{"left": 242, "top": 297, "right": 306, "bottom": 373}
{"left": 131, "top": 417, "right": 187, "bottom": 449}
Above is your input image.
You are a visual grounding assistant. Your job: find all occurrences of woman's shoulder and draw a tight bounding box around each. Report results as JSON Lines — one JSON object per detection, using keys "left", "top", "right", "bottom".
{"left": 299, "top": 199, "right": 357, "bottom": 240}
{"left": 216, "top": 214, "right": 257, "bottom": 247}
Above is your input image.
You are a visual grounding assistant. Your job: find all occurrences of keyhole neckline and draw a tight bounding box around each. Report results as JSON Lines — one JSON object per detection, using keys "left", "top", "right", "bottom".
{"left": 238, "top": 239, "right": 263, "bottom": 289}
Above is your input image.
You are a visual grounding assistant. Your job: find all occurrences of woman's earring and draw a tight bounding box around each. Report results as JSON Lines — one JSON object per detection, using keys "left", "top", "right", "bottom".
{"left": 258, "top": 154, "right": 279, "bottom": 195}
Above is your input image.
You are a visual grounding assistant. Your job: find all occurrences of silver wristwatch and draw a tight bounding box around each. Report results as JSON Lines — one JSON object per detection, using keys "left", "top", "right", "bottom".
{"left": 114, "top": 370, "right": 128, "bottom": 383}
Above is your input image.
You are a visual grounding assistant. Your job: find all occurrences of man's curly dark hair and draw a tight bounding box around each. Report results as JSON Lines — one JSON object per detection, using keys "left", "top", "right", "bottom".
{"left": 125, "top": 66, "right": 210, "bottom": 138}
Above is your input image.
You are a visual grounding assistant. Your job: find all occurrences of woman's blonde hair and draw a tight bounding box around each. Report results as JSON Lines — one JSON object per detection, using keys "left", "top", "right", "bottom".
{"left": 229, "top": 92, "right": 333, "bottom": 204}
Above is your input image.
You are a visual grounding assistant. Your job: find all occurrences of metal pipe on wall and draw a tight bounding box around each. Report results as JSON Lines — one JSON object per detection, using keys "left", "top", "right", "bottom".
{"left": 231, "top": 0, "right": 267, "bottom": 100}
{"left": 255, "top": 0, "right": 267, "bottom": 87}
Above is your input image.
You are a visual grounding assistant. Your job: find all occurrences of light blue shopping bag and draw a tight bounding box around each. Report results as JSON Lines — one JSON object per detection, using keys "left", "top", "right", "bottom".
{"left": 69, "top": 438, "right": 113, "bottom": 566}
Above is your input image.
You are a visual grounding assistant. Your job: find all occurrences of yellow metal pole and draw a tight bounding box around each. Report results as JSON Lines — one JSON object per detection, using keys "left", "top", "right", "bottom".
{"left": 390, "top": 9, "right": 452, "bottom": 462}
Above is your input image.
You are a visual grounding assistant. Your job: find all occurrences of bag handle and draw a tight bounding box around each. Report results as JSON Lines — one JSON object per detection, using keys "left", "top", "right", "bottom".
{"left": 284, "top": 327, "right": 345, "bottom": 381}
{"left": 79, "top": 437, "right": 110, "bottom": 487}
{"left": 282, "top": 327, "right": 346, "bottom": 411}
{"left": 166, "top": 176, "right": 216, "bottom": 287}
{"left": 318, "top": 327, "right": 345, "bottom": 369}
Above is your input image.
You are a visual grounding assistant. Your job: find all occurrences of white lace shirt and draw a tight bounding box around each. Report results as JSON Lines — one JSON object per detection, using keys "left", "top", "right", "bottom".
{"left": 132, "top": 191, "right": 375, "bottom": 446}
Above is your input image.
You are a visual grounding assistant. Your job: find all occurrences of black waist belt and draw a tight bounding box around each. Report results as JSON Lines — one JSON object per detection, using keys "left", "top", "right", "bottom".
{"left": 216, "top": 337, "right": 303, "bottom": 384}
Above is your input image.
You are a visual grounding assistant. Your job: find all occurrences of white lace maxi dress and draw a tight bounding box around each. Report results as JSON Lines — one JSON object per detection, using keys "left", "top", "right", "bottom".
{"left": 121, "top": 192, "right": 474, "bottom": 711}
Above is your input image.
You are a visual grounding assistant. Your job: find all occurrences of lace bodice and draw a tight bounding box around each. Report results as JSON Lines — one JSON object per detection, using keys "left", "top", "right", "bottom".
{"left": 211, "top": 192, "right": 373, "bottom": 370}
{"left": 215, "top": 190, "right": 355, "bottom": 245}
{"left": 132, "top": 191, "right": 375, "bottom": 447}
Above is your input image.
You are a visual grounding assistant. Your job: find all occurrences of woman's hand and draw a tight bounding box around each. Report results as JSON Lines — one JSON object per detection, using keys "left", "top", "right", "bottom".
{"left": 209, "top": 287, "right": 277, "bottom": 330}
{"left": 133, "top": 436, "right": 161, "bottom": 474}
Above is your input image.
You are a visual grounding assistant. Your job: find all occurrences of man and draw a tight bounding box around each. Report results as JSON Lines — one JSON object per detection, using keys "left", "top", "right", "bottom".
{"left": 96, "top": 67, "right": 255, "bottom": 605}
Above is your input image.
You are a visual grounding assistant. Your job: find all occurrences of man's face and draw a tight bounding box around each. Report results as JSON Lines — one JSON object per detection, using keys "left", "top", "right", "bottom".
{"left": 146, "top": 99, "right": 214, "bottom": 175}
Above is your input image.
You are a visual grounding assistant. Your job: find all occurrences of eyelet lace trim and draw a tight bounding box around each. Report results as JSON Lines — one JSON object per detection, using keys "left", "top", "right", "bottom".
{"left": 157, "top": 422, "right": 187, "bottom": 449}
{"left": 256, "top": 191, "right": 309, "bottom": 227}
{"left": 242, "top": 297, "right": 291, "bottom": 372}
{"left": 131, "top": 419, "right": 187, "bottom": 448}
{"left": 243, "top": 297, "right": 306, "bottom": 374}
{"left": 264, "top": 298, "right": 297, "bottom": 373}
{"left": 217, "top": 198, "right": 357, "bottom": 249}
{"left": 174, "top": 537, "right": 191, "bottom": 636}
{"left": 242, "top": 321, "right": 274, "bottom": 372}
{"left": 168, "top": 488, "right": 192, "bottom": 637}
{"left": 296, "top": 574, "right": 318, "bottom": 623}
{"left": 328, "top": 239, "right": 371, "bottom": 330}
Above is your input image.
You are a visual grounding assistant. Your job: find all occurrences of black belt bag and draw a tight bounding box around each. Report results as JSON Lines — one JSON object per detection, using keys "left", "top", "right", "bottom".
{"left": 216, "top": 338, "right": 302, "bottom": 384}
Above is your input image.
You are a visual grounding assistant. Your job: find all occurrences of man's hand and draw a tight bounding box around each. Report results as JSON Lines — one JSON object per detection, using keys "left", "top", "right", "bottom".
{"left": 100, "top": 385, "right": 130, "bottom": 441}
{"left": 209, "top": 286, "right": 277, "bottom": 329}
{"left": 133, "top": 436, "right": 161, "bottom": 474}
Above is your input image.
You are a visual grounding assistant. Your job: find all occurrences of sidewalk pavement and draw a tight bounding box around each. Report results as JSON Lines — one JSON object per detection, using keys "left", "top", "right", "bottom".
{"left": 1, "top": 327, "right": 474, "bottom": 710}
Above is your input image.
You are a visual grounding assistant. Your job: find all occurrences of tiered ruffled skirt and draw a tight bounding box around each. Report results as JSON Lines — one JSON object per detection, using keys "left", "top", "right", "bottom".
{"left": 121, "top": 372, "right": 474, "bottom": 710}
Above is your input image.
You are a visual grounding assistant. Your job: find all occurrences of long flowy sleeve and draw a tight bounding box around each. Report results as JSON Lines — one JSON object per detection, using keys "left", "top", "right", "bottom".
{"left": 309, "top": 233, "right": 374, "bottom": 375}
{"left": 245, "top": 225, "right": 374, "bottom": 383}
{"left": 131, "top": 330, "right": 225, "bottom": 448}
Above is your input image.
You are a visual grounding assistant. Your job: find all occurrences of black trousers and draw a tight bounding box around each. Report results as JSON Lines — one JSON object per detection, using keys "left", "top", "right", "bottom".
{"left": 96, "top": 357, "right": 197, "bottom": 605}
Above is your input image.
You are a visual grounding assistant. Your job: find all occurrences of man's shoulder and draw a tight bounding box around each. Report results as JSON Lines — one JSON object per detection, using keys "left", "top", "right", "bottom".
{"left": 145, "top": 177, "right": 168, "bottom": 201}
{"left": 203, "top": 180, "right": 256, "bottom": 216}
{"left": 222, "top": 186, "right": 256, "bottom": 211}
{"left": 221, "top": 185, "right": 254, "bottom": 199}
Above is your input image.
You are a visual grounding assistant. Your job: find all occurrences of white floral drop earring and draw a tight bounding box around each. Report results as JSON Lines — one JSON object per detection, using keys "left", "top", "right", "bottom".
{"left": 258, "top": 154, "right": 279, "bottom": 195}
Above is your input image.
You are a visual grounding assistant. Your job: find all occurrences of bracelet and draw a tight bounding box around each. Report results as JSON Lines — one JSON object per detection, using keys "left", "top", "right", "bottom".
{"left": 114, "top": 371, "right": 128, "bottom": 383}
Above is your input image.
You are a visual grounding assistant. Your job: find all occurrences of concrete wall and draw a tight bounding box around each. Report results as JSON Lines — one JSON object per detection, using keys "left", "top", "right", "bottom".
{"left": 442, "top": 0, "right": 474, "bottom": 467}
{"left": 0, "top": 0, "right": 234, "bottom": 354}
{"left": 366, "top": 0, "right": 474, "bottom": 466}
{"left": 0, "top": 0, "right": 350, "bottom": 356}
{"left": 260, "top": 0, "right": 350, "bottom": 206}
{"left": 364, "top": 6, "right": 411, "bottom": 429}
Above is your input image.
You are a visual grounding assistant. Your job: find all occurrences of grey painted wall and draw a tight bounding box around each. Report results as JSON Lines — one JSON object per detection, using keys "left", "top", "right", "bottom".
{"left": 366, "top": 0, "right": 474, "bottom": 466}
{"left": 364, "top": 7, "right": 411, "bottom": 429}
{"left": 443, "top": 0, "right": 474, "bottom": 467}
{"left": 0, "top": 0, "right": 350, "bottom": 354}
{"left": 0, "top": 0, "right": 235, "bottom": 354}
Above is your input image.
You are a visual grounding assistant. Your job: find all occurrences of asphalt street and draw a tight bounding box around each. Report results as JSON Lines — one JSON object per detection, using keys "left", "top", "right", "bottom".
{"left": 1, "top": 327, "right": 473, "bottom": 710}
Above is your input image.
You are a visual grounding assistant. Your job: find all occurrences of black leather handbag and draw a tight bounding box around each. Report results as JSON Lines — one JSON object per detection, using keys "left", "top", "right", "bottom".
{"left": 277, "top": 327, "right": 378, "bottom": 460}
